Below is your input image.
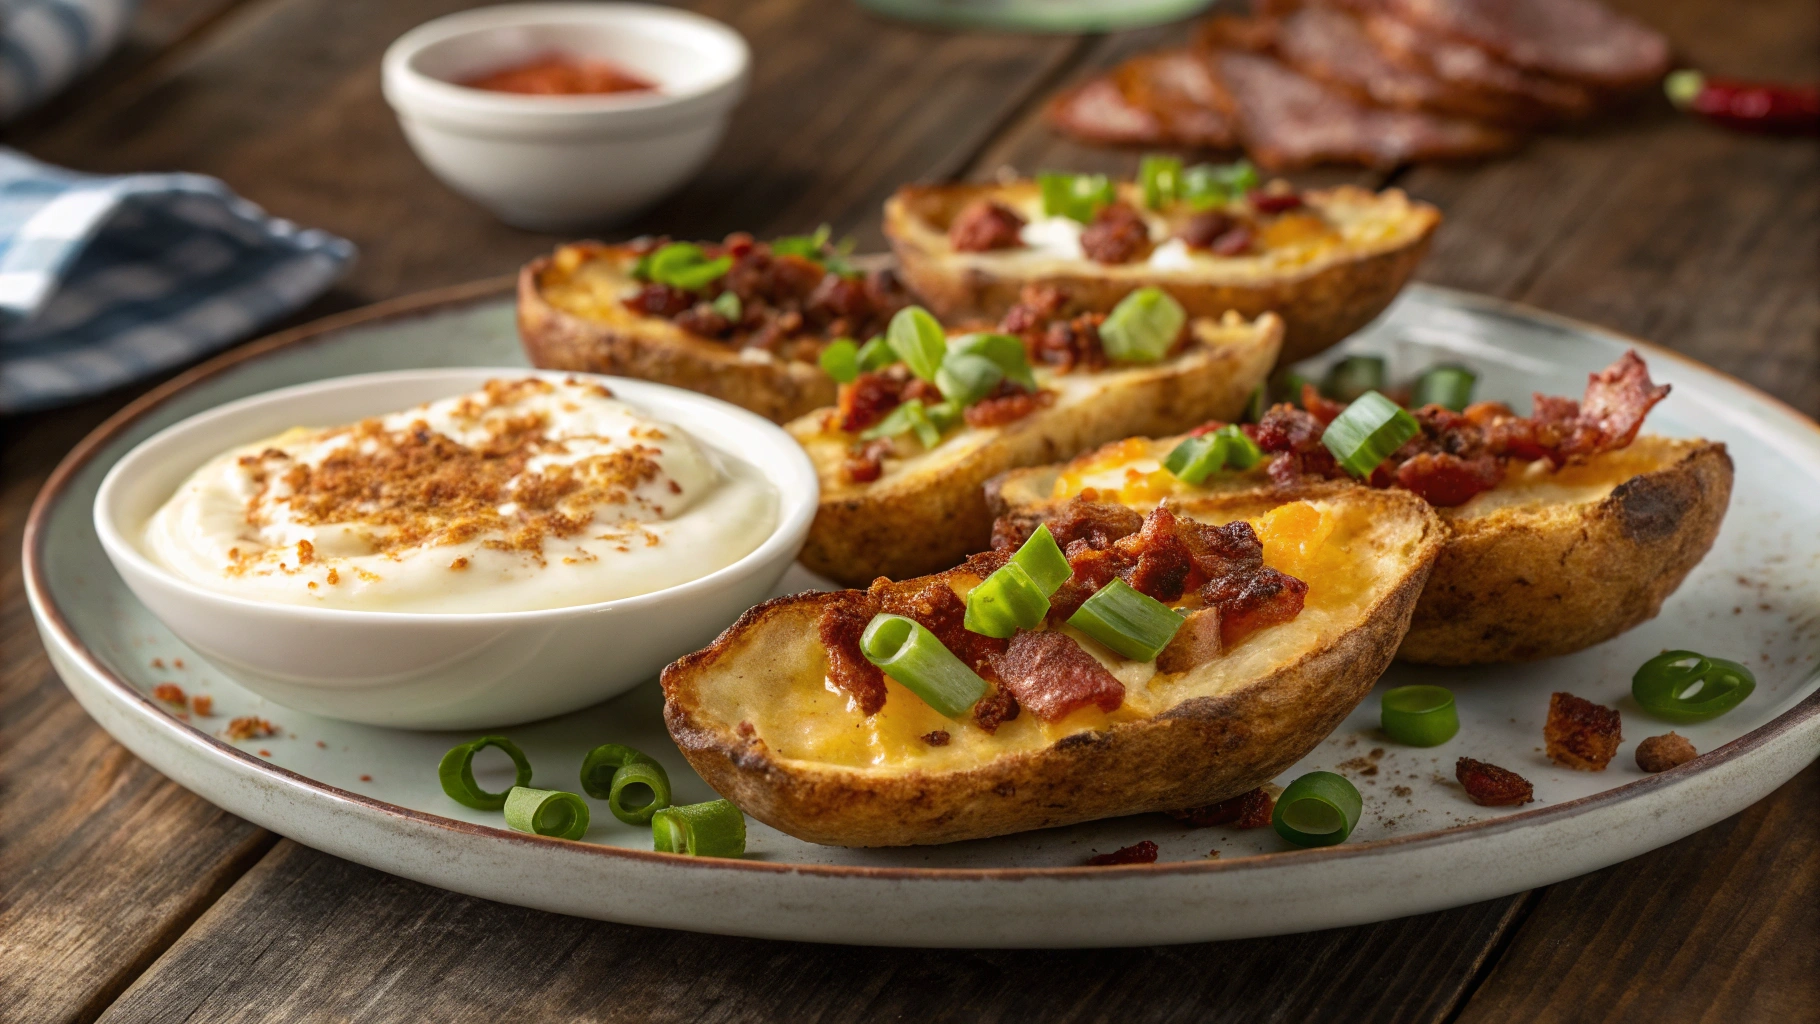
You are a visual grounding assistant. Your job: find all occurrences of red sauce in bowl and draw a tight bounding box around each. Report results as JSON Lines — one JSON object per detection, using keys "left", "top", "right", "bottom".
{"left": 460, "top": 53, "right": 656, "bottom": 96}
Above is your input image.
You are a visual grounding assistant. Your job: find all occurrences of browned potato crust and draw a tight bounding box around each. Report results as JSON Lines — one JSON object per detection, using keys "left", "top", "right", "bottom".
{"left": 884, "top": 181, "right": 1439, "bottom": 364}
{"left": 517, "top": 248, "right": 836, "bottom": 424}
{"left": 662, "top": 488, "right": 1443, "bottom": 847}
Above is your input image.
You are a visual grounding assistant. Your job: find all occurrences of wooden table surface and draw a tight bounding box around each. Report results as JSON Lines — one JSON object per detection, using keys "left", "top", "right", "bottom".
{"left": 3, "top": 0, "right": 1816, "bottom": 1020}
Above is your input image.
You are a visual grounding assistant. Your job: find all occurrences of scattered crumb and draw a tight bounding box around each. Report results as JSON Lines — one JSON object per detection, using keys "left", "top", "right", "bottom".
{"left": 921, "top": 730, "right": 951, "bottom": 746}
{"left": 316, "top": 740, "right": 328, "bottom": 748}
{"left": 1369, "top": 748, "right": 1384, "bottom": 759}
{"left": 151, "top": 682, "right": 185, "bottom": 704}
{"left": 190, "top": 694, "right": 213, "bottom": 716}
{"left": 736, "top": 720, "right": 756, "bottom": 738}
{"left": 1456, "top": 757, "right": 1535, "bottom": 806}
{"left": 360, "top": 774, "right": 373, "bottom": 782}
{"left": 1086, "top": 841, "right": 1158, "bottom": 866}
{"left": 1206, "top": 849, "right": 1222, "bottom": 859}
{"left": 1545, "top": 692, "right": 1622, "bottom": 771}
{"left": 258, "top": 749, "right": 272, "bottom": 757}
{"left": 173, "top": 659, "right": 184, "bottom": 669}
{"left": 224, "top": 717, "right": 278, "bottom": 741}
{"left": 1636, "top": 732, "right": 1698, "bottom": 773}
{"left": 1392, "top": 785, "right": 1413, "bottom": 798}
{"left": 150, "top": 658, "right": 164, "bottom": 669}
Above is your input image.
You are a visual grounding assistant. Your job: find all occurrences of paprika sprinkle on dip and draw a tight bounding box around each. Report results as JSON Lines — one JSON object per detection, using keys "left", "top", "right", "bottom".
{"left": 460, "top": 53, "right": 655, "bottom": 96}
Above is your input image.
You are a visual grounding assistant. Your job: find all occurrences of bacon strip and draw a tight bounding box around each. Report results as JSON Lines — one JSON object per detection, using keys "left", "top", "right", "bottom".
{"left": 988, "top": 629, "right": 1125, "bottom": 722}
{"left": 1378, "top": 0, "right": 1671, "bottom": 90}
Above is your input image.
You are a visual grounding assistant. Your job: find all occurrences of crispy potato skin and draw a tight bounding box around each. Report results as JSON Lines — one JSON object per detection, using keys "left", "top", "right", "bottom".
{"left": 661, "top": 490, "right": 1442, "bottom": 847}
{"left": 794, "top": 316, "right": 1282, "bottom": 587}
{"left": 884, "top": 183, "right": 1438, "bottom": 365}
{"left": 517, "top": 254, "right": 836, "bottom": 424}
{"left": 1399, "top": 441, "right": 1733, "bottom": 664}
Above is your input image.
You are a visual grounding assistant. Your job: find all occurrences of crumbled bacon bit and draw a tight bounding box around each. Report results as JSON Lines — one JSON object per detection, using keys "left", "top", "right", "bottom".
{"left": 1636, "top": 732, "right": 1697, "bottom": 773}
{"left": 152, "top": 682, "right": 185, "bottom": 704}
{"left": 1456, "top": 757, "right": 1535, "bottom": 806}
{"left": 296, "top": 539, "right": 314, "bottom": 565}
{"left": 150, "top": 657, "right": 164, "bottom": 669}
{"left": 921, "top": 730, "right": 951, "bottom": 746}
{"left": 1250, "top": 191, "right": 1305, "bottom": 214}
{"left": 948, "top": 199, "right": 1026, "bottom": 252}
{"left": 360, "top": 774, "right": 373, "bottom": 782}
{"left": 1079, "top": 202, "right": 1152, "bottom": 264}
{"left": 817, "top": 592, "right": 887, "bottom": 715}
{"left": 836, "top": 370, "right": 904, "bottom": 433}
{"left": 987, "top": 629, "right": 1125, "bottom": 721}
{"left": 1545, "top": 692, "right": 1623, "bottom": 771}
{"left": 325, "top": 568, "right": 340, "bottom": 585}
{"left": 1177, "top": 211, "right": 1255, "bottom": 255}
{"left": 172, "top": 659, "right": 184, "bottom": 669}
{"left": 962, "top": 384, "right": 1055, "bottom": 428}
{"left": 190, "top": 694, "right": 213, "bottom": 716}
{"left": 258, "top": 749, "right": 271, "bottom": 757}
{"left": 842, "top": 439, "right": 893, "bottom": 484}
{"left": 450, "top": 557, "right": 470, "bottom": 571}
{"left": 972, "top": 688, "right": 1020, "bottom": 733}
{"left": 1167, "top": 787, "right": 1275, "bottom": 828}
{"left": 1087, "top": 840, "right": 1159, "bottom": 866}
{"left": 225, "top": 717, "right": 278, "bottom": 741}
{"left": 736, "top": 720, "right": 756, "bottom": 738}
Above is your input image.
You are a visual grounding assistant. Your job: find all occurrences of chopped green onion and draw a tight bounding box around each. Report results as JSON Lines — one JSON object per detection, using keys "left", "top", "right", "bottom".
{"left": 1217, "top": 424, "right": 1263, "bottom": 469}
{"left": 1380, "top": 685, "right": 1460, "bottom": 747}
{"left": 886, "top": 306, "right": 947, "bottom": 382}
{"left": 1321, "top": 391, "right": 1420, "bottom": 477}
{"left": 711, "top": 291, "right": 742, "bottom": 321}
{"left": 1633, "top": 650, "right": 1756, "bottom": 723}
{"left": 1039, "top": 172, "right": 1116, "bottom": 223}
{"left": 770, "top": 224, "right": 832, "bottom": 261}
{"left": 925, "top": 399, "right": 964, "bottom": 432}
{"left": 819, "top": 338, "right": 860, "bottom": 383}
{"left": 964, "top": 562, "right": 1050, "bottom": 638}
{"left": 860, "top": 399, "right": 942, "bottom": 448}
{"left": 1244, "top": 385, "right": 1268, "bottom": 423}
{"left": 1067, "top": 578, "right": 1182, "bottom": 662}
{"left": 860, "top": 613, "right": 988, "bottom": 718}
{"left": 936, "top": 351, "right": 1005, "bottom": 407}
{"left": 1181, "top": 160, "right": 1258, "bottom": 209}
{"left": 579, "top": 744, "right": 673, "bottom": 825}
{"left": 1321, "top": 355, "right": 1387, "bottom": 403}
{"left": 948, "top": 332, "right": 1038, "bottom": 393}
{"left": 644, "top": 243, "right": 732, "bottom": 292}
{"left": 652, "top": 799, "right": 746, "bottom": 857}
{"left": 1164, "top": 432, "right": 1230, "bottom": 485}
{"left": 1011, "top": 523, "right": 1072, "bottom": 594}
{"left": 503, "top": 786, "right": 590, "bottom": 840}
{"left": 1273, "top": 771, "right": 1362, "bottom": 848}
{"left": 579, "top": 743, "right": 648, "bottom": 798}
{"left": 1272, "top": 368, "right": 1313, "bottom": 407}
{"left": 1099, "top": 287, "right": 1186, "bottom": 364}
{"left": 438, "top": 736, "right": 533, "bottom": 811}
{"left": 855, "top": 335, "right": 894, "bottom": 372}
{"left": 1412, "top": 365, "right": 1478, "bottom": 411}
{"left": 1140, "top": 154, "right": 1183, "bottom": 209}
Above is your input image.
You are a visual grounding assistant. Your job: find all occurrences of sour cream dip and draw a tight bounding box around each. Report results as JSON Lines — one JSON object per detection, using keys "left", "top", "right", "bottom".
{"left": 143, "top": 377, "right": 776, "bottom": 613}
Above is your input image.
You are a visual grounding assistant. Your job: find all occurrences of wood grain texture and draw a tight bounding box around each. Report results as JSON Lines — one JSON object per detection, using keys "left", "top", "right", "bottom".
{"left": 97, "top": 839, "right": 1527, "bottom": 1024}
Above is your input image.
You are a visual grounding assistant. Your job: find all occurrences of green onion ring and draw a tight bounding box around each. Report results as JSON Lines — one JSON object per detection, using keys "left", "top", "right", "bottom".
{"left": 652, "top": 799, "right": 747, "bottom": 857}
{"left": 1066, "top": 578, "right": 1182, "bottom": 662}
{"left": 607, "top": 760, "right": 673, "bottom": 825}
{"left": 1272, "top": 771, "right": 1362, "bottom": 848}
{"left": 1412, "top": 364, "right": 1478, "bottom": 411}
{"left": 503, "top": 787, "right": 590, "bottom": 840}
{"left": 1380, "top": 685, "right": 1460, "bottom": 747}
{"left": 1011, "top": 523, "right": 1072, "bottom": 595}
{"left": 438, "top": 736, "right": 533, "bottom": 811}
{"left": 963, "top": 562, "right": 1050, "bottom": 638}
{"left": 1633, "top": 650, "right": 1756, "bottom": 723}
{"left": 1099, "top": 287, "right": 1186, "bottom": 364}
{"left": 1320, "top": 355, "right": 1387, "bottom": 403}
{"left": 579, "top": 742, "right": 655, "bottom": 796}
{"left": 1321, "top": 391, "right": 1420, "bottom": 477}
{"left": 860, "top": 613, "right": 988, "bottom": 718}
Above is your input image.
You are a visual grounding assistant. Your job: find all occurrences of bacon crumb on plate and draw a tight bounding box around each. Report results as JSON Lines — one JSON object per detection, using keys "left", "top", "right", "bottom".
{"left": 151, "top": 682, "right": 185, "bottom": 704}
{"left": 224, "top": 716, "right": 278, "bottom": 742}
{"left": 1087, "top": 840, "right": 1160, "bottom": 866}
{"left": 1166, "top": 787, "right": 1276, "bottom": 828}
{"left": 190, "top": 694, "right": 213, "bottom": 716}
{"left": 1455, "top": 757, "right": 1534, "bottom": 806}
{"left": 1635, "top": 732, "right": 1697, "bottom": 773}
{"left": 1545, "top": 692, "right": 1622, "bottom": 770}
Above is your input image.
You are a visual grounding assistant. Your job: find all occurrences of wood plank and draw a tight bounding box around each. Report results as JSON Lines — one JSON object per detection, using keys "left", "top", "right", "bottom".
{"left": 1452, "top": 763, "right": 1820, "bottom": 1023}
{"left": 14, "top": 0, "right": 1084, "bottom": 301}
{"left": 97, "top": 838, "right": 1528, "bottom": 1024}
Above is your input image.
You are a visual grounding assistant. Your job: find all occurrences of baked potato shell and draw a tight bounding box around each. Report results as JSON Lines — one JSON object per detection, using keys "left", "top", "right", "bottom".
{"left": 884, "top": 182, "right": 1439, "bottom": 364}
{"left": 791, "top": 313, "right": 1282, "bottom": 587}
{"left": 518, "top": 244, "right": 835, "bottom": 424}
{"left": 662, "top": 488, "right": 1443, "bottom": 847}
{"left": 989, "top": 434, "right": 1734, "bottom": 666}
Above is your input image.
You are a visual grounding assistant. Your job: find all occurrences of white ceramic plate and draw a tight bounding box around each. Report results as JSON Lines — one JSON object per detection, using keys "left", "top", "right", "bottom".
{"left": 25, "top": 281, "right": 1820, "bottom": 947}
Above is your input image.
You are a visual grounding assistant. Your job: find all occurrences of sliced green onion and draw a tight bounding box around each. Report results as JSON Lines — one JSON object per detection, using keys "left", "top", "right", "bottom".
{"left": 1140, "top": 154, "right": 1183, "bottom": 209}
{"left": 948, "top": 332, "right": 1038, "bottom": 393}
{"left": 1321, "top": 355, "right": 1387, "bottom": 403}
{"left": 860, "top": 399, "right": 942, "bottom": 448}
{"left": 925, "top": 399, "right": 964, "bottom": 432}
{"left": 1272, "top": 368, "right": 1313, "bottom": 407}
{"left": 1039, "top": 172, "right": 1116, "bottom": 223}
{"left": 855, "top": 335, "right": 894, "bottom": 373}
{"left": 1633, "top": 650, "right": 1757, "bottom": 723}
{"left": 503, "top": 786, "right": 590, "bottom": 840}
{"left": 711, "top": 291, "right": 742, "bottom": 321}
{"left": 770, "top": 224, "right": 832, "bottom": 261}
{"left": 579, "top": 744, "right": 674, "bottom": 824}
{"left": 936, "top": 351, "right": 1005, "bottom": 407}
{"left": 652, "top": 799, "right": 746, "bottom": 857}
{"left": 644, "top": 243, "right": 732, "bottom": 292}
{"left": 1099, "top": 287, "right": 1187, "bottom": 364}
{"left": 886, "top": 306, "right": 947, "bottom": 382}
{"left": 1067, "top": 578, "right": 1182, "bottom": 662}
{"left": 1273, "top": 771, "right": 1362, "bottom": 848}
{"left": 1164, "top": 432, "right": 1230, "bottom": 485}
{"left": 1217, "top": 424, "right": 1263, "bottom": 470}
{"left": 1321, "top": 391, "right": 1420, "bottom": 477}
{"left": 1412, "top": 364, "right": 1478, "bottom": 411}
{"left": 579, "top": 743, "right": 649, "bottom": 798}
{"left": 859, "top": 613, "right": 988, "bottom": 718}
{"left": 1181, "top": 160, "right": 1258, "bottom": 209}
{"left": 964, "top": 562, "right": 1050, "bottom": 638}
{"left": 1244, "top": 385, "right": 1268, "bottom": 423}
{"left": 1011, "top": 523, "right": 1072, "bottom": 594}
{"left": 1380, "top": 685, "right": 1460, "bottom": 747}
{"left": 819, "top": 338, "right": 860, "bottom": 383}
{"left": 438, "top": 736, "right": 533, "bottom": 811}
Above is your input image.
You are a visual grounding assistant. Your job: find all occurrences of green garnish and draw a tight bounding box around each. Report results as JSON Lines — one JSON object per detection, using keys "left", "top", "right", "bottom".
{"left": 859, "top": 613, "right": 988, "bottom": 718}
{"left": 925, "top": 399, "right": 964, "bottom": 432}
{"left": 1321, "top": 355, "right": 1386, "bottom": 403}
{"left": 1181, "top": 160, "right": 1258, "bottom": 210}
{"left": 1272, "top": 367, "right": 1313, "bottom": 408}
{"left": 579, "top": 743, "right": 673, "bottom": 825}
{"left": 652, "top": 799, "right": 746, "bottom": 857}
{"left": 948, "top": 332, "right": 1038, "bottom": 393}
{"left": 503, "top": 786, "right": 590, "bottom": 840}
{"left": 860, "top": 399, "right": 942, "bottom": 448}
{"left": 711, "top": 291, "right": 742, "bottom": 321}
{"left": 1039, "top": 172, "right": 1116, "bottom": 223}
{"left": 886, "top": 306, "right": 947, "bottom": 382}
{"left": 1099, "top": 287, "right": 1187, "bottom": 364}
{"left": 936, "top": 352, "right": 1005, "bottom": 407}
{"left": 1219, "top": 424, "right": 1263, "bottom": 469}
{"left": 963, "top": 562, "right": 1050, "bottom": 638}
{"left": 1412, "top": 365, "right": 1478, "bottom": 411}
{"left": 641, "top": 243, "right": 732, "bottom": 291}
{"left": 1632, "top": 650, "right": 1757, "bottom": 723}
{"left": 1244, "top": 385, "right": 1268, "bottom": 423}
{"left": 1140, "top": 154, "right": 1183, "bottom": 209}
{"left": 1067, "top": 578, "right": 1182, "bottom": 662}
{"left": 856, "top": 335, "right": 893, "bottom": 373}
{"left": 820, "top": 338, "right": 860, "bottom": 383}
{"left": 1164, "top": 424, "right": 1260, "bottom": 484}
{"left": 437, "top": 736, "right": 533, "bottom": 811}
{"left": 1273, "top": 771, "right": 1362, "bottom": 848}
{"left": 1380, "top": 685, "right": 1460, "bottom": 747}
{"left": 1321, "top": 391, "right": 1420, "bottom": 477}
{"left": 1011, "top": 523, "right": 1072, "bottom": 594}
{"left": 770, "top": 224, "right": 832, "bottom": 261}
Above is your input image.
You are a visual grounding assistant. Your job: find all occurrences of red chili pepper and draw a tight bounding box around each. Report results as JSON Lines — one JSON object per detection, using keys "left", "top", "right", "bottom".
{"left": 1665, "top": 70, "right": 1820, "bottom": 136}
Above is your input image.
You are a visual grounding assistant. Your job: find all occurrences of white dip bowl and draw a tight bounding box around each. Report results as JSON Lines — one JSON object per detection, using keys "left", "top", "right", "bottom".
{"left": 93, "top": 369, "right": 816, "bottom": 730}
{"left": 381, "top": 3, "right": 749, "bottom": 231}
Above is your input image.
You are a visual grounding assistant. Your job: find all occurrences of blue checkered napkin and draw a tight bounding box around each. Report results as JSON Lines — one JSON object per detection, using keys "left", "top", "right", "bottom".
{"left": 0, "top": 148, "right": 354, "bottom": 413}
{"left": 0, "top": 0, "right": 139, "bottom": 120}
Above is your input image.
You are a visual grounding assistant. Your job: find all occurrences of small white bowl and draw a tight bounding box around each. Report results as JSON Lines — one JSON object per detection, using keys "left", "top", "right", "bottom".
{"left": 94, "top": 369, "right": 816, "bottom": 730}
{"left": 381, "top": 4, "right": 749, "bottom": 231}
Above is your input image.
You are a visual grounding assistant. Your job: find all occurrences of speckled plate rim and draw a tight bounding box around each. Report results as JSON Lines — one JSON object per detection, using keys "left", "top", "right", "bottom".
{"left": 21, "top": 280, "right": 1820, "bottom": 944}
